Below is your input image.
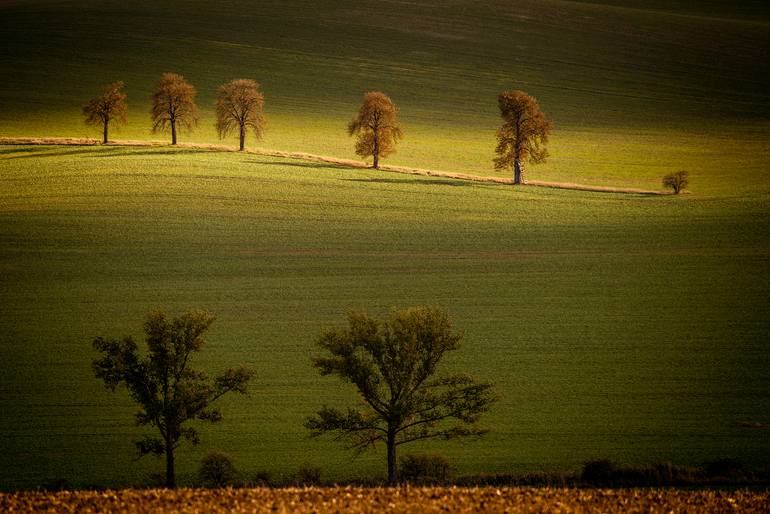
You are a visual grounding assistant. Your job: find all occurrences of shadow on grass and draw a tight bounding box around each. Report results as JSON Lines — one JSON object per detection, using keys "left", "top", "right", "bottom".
{"left": 342, "top": 177, "right": 473, "bottom": 187}
{"left": 246, "top": 159, "right": 354, "bottom": 170}
{"left": 3, "top": 147, "right": 116, "bottom": 159}
{"left": 89, "top": 148, "right": 216, "bottom": 157}
{"left": 0, "top": 147, "right": 43, "bottom": 156}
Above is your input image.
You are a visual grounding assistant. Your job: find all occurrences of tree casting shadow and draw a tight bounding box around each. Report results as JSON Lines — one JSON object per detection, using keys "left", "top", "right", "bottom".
{"left": 89, "top": 148, "right": 216, "bottom": 158}
{"left": 4, "top": 147, "right": 115, "bottom": 159}
{"left": 342, "top": 177, "right": 472, "bottom": 187}
{"left": 246, "top": 159, "right": 354, "bottom": 170}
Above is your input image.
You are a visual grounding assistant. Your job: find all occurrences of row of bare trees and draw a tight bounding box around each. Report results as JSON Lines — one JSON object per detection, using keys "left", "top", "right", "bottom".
{"left": 84, "top": 74, "right": 553, "bottom": 183}
{"left": 84, "top": 73, "right": 265, "bottom": 151}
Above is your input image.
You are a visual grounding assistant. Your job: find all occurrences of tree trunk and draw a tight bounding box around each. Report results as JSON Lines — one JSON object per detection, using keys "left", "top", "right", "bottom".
{"left": 171, "top": 121, "right": 177, "bottom": 145}
{"left": 386, "top": 427, "right": 397, "bottom": 485}
{"left": 103, "top": 121, "right": 108, "bottom": 144}
{"left": 513, "top": 113, "right": 522, "bottom": 184}
{"left": 373, "top": 131, "right": 379, "bottom": 169}
{"left": 239, "top": 124, "right": 245, "bottom": 151}
{"left": 513, "top": 160, "right": 522, "bottom": 185}
{"left": 165, "top": 440, "right": 176, "bottom": 488}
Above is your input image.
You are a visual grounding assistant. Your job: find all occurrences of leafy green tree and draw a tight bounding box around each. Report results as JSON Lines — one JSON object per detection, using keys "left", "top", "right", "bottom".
{"left": 494, "top": 90, "right": 553, "bottom": 184}
{"left": 92, "top": 309, "right": 253, "bottom": 488}
{"left": 306, "top": 307, "right": 495, "bottom": 484}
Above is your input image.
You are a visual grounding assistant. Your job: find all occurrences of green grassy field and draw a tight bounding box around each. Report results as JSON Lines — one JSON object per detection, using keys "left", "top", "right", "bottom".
{"left": 1, "top": 145, "right": 768, "bottom": 489}
{"left": 1, "top": 0, "right": 769, "bottom": 490}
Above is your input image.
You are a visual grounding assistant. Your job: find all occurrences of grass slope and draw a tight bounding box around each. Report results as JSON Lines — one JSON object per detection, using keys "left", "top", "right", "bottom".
{"left": 0, "top": 0, "right": 769, "bottom": 191}
{"left": 1, "top": 145, "right": 768, "bottom": 489}
{"left": 0, "top": 137, "right": 673, "bottom": 194}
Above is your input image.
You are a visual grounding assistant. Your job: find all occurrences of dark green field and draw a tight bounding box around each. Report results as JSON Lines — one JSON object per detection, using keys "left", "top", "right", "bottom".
{"left": 1, "top": 0, "right": 769, "bottom": 490}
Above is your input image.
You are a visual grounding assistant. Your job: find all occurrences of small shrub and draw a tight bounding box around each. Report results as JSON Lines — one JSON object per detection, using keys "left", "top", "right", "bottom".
{"left": 249, "top": 471, "right": 272, "bottom": 487}
{"left": 581, "top": 459, "right": 617, "bottom": 486}
{"left": 516, "top": 471, "right": 573, "bottom": 487}
{"left": 295, "top": 464, "right": 322, "bottom": 486}
{"left": 145, "top": 472, "right": 167, "bottom": 488}
{"left": 705, "top": 458, "right": 746, "bottom": 480}
{"left": 663, "top": 170, "right": 689, "bottom": 194}
{"left": 40, "top": 478, "right": 71, "bottom": 491}
{"left": 399, "top": 454, "right": 452, "bottom": 484}
{"left": 199, "top": 451, "right": 239, "bottom": 488}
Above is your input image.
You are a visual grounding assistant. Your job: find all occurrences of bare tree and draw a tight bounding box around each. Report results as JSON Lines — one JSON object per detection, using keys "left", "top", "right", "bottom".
{"left": 82, "top": 81, "right": 128, "bottom": 144}
{"left": 494, "top": 90, "right": 553, "bottom": 184}
{"left": 348, "top": 92, "right": 403, "bottom": 169}
{"left": 150, "top": 73, "right": 199, "bottom": 145}
{"left": 306, "top": 307, "right": 495, "bottom": 484}
{"left": 215, "top": 79, "right": 266, "bottom": 151}
{"left": 663, "top": 171, "right": 688, "bottom": 194}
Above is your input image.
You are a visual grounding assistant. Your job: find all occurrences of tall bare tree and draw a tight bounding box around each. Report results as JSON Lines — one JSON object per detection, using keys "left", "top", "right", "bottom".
{"left": 306, "top": 307, "right": 495, "bottom": 484}
{"left": 494, "top": 90, "right": 553, "bottom": 184}
{"left": 348, "top": 92, "right": 403, "bottom": 169}
{"left": 92, "top": 309, "right": 253, "bottom": 488}
{"left": 215, "top": 79, "right": 266, "bottom": 151}
{"left": 150, "top": 73, "right": 198, "bottom": 145}
{"left": 82, "top": 81, "right": 128, "bottom": 144}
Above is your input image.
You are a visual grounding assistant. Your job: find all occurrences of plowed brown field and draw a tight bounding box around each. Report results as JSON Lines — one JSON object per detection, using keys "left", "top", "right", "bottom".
{"left": 2, "top": 487, "right": 768, "bottom": 513}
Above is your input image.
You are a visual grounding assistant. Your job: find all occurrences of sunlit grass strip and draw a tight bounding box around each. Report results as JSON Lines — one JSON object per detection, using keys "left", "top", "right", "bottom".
{"left": 0, "top": 137, "right": 668, "bottom": 195}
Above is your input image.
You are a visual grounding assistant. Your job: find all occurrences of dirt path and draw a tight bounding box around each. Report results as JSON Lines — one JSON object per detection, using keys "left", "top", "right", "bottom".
{"left": 0, "top": 137, "right": 669, "bottom": 195}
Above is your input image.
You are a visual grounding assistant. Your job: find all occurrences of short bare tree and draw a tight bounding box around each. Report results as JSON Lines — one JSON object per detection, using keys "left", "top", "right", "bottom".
{"left": 663, "top": 171, "right": 688, "bottom": 194}
{"left": 215, "top": 79, "right": 266, "bottom": 151}
{"left": 494, "top": 90, "right": 553, "bottom": 184}
{"left": 150, "top": 73, "right": 199, "bottom": 145}
{"left": 348, "top": 92, "right": 403, "bottom": 169}
{"left": 82, "top": 81, "right": 128, "bottom": 144}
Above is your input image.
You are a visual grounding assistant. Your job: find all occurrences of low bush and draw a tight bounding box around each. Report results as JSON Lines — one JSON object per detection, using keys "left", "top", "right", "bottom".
{"left": 705, "top": 458, "right": 747, "bottom": 481}
{"left": 295, "top": 464, "right": 322, "bottom": 486}
{"left": 198, "top": 451, "right": 240, "bottom": 488}
{"left": 581, "top": 459, "right": 617, "bottom": 486}
{"left": 249, "top": 471, "right": 273, "bottom": 487}
{"left": 399, "top": 454, "right": 452, "bottom": 484}
{"left": 454, "top": 459, "right": 766, "bottom": 488}
{"left": 581, "top": 459, "right": 703, "bottom": 487}
{"left": 40, "top": 478, "right": 71, "bottom": 491}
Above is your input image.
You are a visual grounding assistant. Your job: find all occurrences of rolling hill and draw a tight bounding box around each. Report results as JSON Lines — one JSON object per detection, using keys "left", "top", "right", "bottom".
{"left": 0, "top": 0, "right": 769, "bottom": 489}
{"left": 1, "top": 0, "right": 769, "bottom": 191}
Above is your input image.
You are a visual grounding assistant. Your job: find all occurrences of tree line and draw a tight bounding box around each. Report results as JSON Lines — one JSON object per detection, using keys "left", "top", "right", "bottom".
{"left": 83, "top": 73, "right": 552, "bottom": 184}
{"left": 84, "top": 74, "right": 688, "bottom": 192}
{"left": 92, "top": 307, "right": 496, "bottom": 488}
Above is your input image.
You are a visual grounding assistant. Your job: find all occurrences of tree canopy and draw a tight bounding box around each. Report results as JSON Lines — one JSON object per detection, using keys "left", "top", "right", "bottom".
{"left": 82, "top": 81, "right": 128, "bottom": 144}
{"left": 92, "top": 309, "right": 253, "bottom": 488}
{"left": 663, "top": 170, "right": 689, "bottom": 194}
{"left": 215, "top": 78, "right": 266, "bottom": 151}
{"left": 494, "top": 90, "right": 553, "bottom": 184}
{"left": 150, "top": 73, "right": 199, "bottom": 145}
{"left": 348, "top": 92, "right": 403, "bottom": 169}
{"left": 306, "top": 307, "right": 495, "bottom": 484}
